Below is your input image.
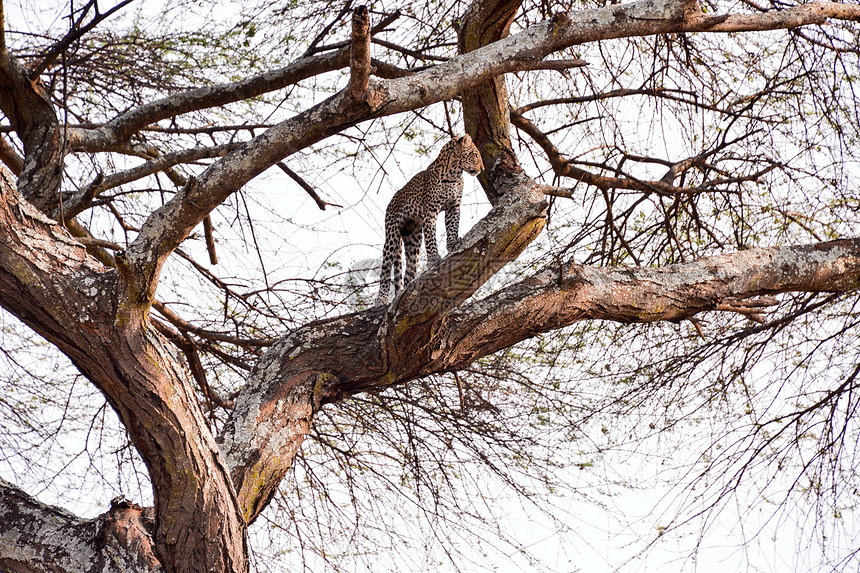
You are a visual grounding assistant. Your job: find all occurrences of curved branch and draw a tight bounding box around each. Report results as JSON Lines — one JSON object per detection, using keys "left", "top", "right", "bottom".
{"left": 218, "top": 178, "right": 860, "bottom": 523}
{"left": 433, "top": 239, "right": 860, "bottom": 368}
{"left": 70, "top": 49, "right": 352, "bottom": 151}
{"left": 217, "top": 171, "right": 548, "bottom": 523}
{"left": 0, "top": 49, "right": 64, "bottom": 210}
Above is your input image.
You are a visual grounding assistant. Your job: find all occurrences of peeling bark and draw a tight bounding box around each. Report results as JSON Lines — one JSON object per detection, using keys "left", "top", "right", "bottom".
{"left": 0, "top": 478, "right": 162, "bottom": 573}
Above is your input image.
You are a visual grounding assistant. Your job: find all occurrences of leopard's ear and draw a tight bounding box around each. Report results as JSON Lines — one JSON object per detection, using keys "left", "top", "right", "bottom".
{"left": 458, "top": 134, "right": 472, "bottom": 144}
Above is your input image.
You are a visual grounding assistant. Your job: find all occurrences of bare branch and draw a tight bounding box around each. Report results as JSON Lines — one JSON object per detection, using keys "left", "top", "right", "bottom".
{"left": 511, "top": 110, "right": 764, "bottom": 195}
{"left": 517, "top": 57, "right": 588, "bottom": 72}
{"left": 370, "top": 57, "right": 421, "bottom": 78}
{"left": 715, "top": 296, "right": 781, "bottom": 323}
{"left": 347, "top": 6, "right": 372, "bottom": 102}
{"left": 54, "top": 143, "right": 240, "bottom": 220}
{"left": 513, "top": 88, "right": 694, "bottom": 114}
{"left": 74, "top": 233, "right": 122, "bottom": 251}
{"left": 203, "top": 215, "right": 218, "bottom": 265}
{"left": 143, "top": 123, "right": 275, "bottom": 135}
{"left": 372, "top": 37, "right": 450, "bottom": 61}
{"left": 151, "top": 299, "right": 272, "bottom": 349}
{"left": 30, "top": 0, "right": 136, "bottom": 79}
{"left": 276, "top": 162, "right": 343, "bottom": 210}
{"left": 305, "top": 9, "right": 403, "bottom": 55}
{"left": 70, "top": 49, "right": 352, "bottom": 150}
{"left": 698, "top": 1, "right": 860, "bottom": 31}
{"left": 0, "top": 133, "right": 23, "bottom": 175}
{"left": 303, "top": 3, "right": 353, "bottom": 56}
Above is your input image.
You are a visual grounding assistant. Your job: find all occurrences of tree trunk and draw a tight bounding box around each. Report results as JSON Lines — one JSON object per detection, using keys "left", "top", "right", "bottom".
{"left": 458, "top": 0, "right": 524, "bottom": 203}
{"left": 0, "top": 172, "right": 248, "bottom": 573}
{"left": 2, "top": 1, "right": 860, "bottom": 571}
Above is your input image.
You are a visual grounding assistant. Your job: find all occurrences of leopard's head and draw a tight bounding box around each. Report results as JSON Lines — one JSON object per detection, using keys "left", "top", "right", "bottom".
{"left": 456, "top": 134, "right": 484, "bottom": 176}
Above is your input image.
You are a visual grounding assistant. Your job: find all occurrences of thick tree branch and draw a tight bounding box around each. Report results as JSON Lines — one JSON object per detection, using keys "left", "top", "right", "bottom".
{"left": 432, "top": 240, "right": 860, "bottom": 368}
{"left": 69, "top": 49, "right": 352, "bottom": 151}
{"left": 458, "top": 0, "right": 523, "bottom": 202}
{"left": 0, "top": 171, "right": 248, "bottom": 573}
{"left": 0, "top": 477, "right": 100, "bottom": 573}
{"left": 0, "top": 50, "right": 64, "bottom": 210}
{"left": 347, "top": 6, "right": 372, "bottom": 102}
{"left": 0, "top": 477, "right": 163, "bottom": 573}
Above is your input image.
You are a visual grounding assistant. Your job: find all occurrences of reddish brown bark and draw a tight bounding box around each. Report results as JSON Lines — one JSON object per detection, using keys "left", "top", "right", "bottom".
{"left": 458, "top": 0, "right": 524, "bottom": 203}
{"left": 0, "top": 173, "right": 248, "bottom": 573}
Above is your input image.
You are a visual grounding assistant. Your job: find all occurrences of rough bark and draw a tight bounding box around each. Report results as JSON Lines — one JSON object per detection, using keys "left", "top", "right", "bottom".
{"left": 0, "top": 172, "right": 248, "bottom": 572}
{"left": 2, "top": 1, "right": 860, "bottom": 572}
{"left": 435, "top": 239, "right": 860, "bottom": 366}
{"left": 0, "top": 478, "right": 160, "bottom": 573}
{"left": 458, "top": 0, "right": 524, "bottom": 203}
{"left": 0, "top": 45, "right": 63, "bottom": 212}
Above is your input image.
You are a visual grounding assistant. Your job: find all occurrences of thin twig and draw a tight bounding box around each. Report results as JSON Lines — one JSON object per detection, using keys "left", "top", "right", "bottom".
{"left": 276, "top": 162, "right": 342, "bottom": 210}
{"left": 30, "top": 0, "right": 136, "bottom": 78}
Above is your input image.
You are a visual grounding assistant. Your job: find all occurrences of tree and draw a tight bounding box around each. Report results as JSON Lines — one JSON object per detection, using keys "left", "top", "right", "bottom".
{"left": 1, "top": 0, "right": 859, "bottom": 571}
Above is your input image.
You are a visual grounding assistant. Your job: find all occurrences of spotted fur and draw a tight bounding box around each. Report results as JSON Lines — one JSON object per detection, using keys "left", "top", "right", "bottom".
{"left": 377, "top": 135, "right": 484, "bottom": 303}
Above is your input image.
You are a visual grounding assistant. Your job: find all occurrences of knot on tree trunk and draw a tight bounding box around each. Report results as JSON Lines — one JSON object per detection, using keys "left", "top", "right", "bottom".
{"left": 98, "top": 500, "right": 161, "bottom": 572}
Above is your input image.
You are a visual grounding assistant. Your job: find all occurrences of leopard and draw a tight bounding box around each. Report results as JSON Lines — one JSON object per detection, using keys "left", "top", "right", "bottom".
{"left": 377, "top": 134, "right": 484, "bottom": 304}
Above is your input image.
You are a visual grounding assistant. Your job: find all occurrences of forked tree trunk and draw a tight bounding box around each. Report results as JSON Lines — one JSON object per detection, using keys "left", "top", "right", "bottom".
{"left": 2, "top": 1, "right": 860, "bottom": 572}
